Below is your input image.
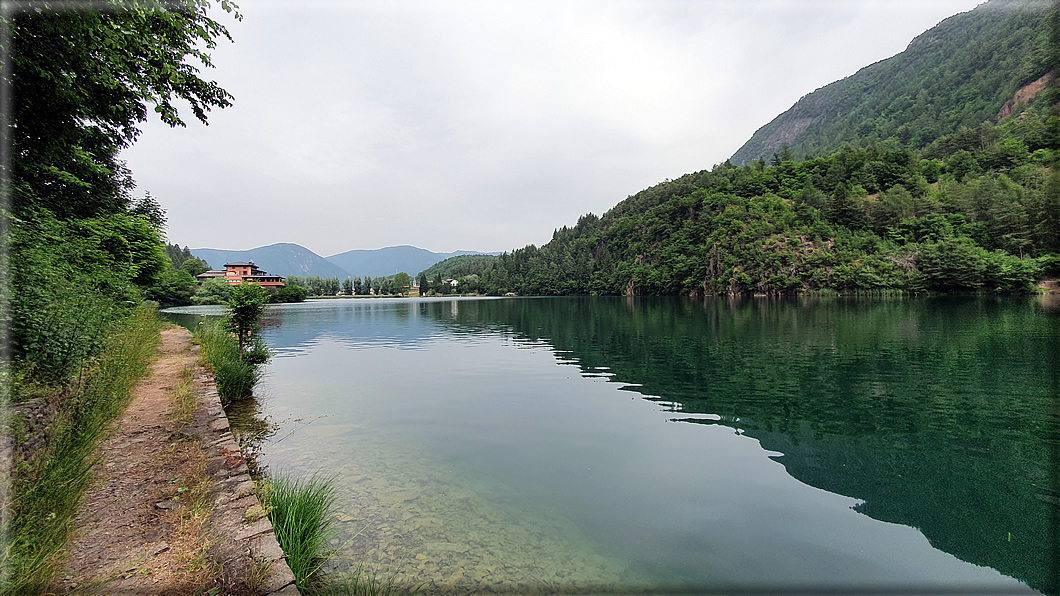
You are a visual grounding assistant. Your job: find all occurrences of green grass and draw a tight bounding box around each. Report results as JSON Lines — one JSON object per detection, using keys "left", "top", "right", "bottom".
{"left": 3, "top": 306, "right": 161, "bottom": 593}
{"left": 310, "top": 561, "right": 414, "bottom": 596}
{"left": 193, "top": 321, "right": 262, "bottom": 403}
{"left": 262, "top": 471, "right": 338, "bottom": 590}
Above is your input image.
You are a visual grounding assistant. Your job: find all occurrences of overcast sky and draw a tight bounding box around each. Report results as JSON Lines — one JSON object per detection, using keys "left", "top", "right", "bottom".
{"left": 121, "top": 0, "right": 984, "bottom": 257}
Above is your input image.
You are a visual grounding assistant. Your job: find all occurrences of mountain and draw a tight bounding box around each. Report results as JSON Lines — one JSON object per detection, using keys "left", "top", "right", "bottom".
{"left": 472, "top": 0, "right": 1059, "bottom": 297}
{"left": 191, "top": 243, "right": 351, "bottom": 278}
{"left": 731, "top": 0, "right": 1055, "bottom": 165}
{"left": 418, "top": 254, "right": 499, "bottom": 280}
{"left": 325, "top": 245, "right": 499, "bottom": 278}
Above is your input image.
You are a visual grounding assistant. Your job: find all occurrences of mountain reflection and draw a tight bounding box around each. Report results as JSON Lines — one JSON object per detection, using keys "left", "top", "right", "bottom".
{"left": 418, "top": 296, "right": 1057, "bottom": 594}
{"left": 165, "top": 296, "right": 1057, "bottom": 592}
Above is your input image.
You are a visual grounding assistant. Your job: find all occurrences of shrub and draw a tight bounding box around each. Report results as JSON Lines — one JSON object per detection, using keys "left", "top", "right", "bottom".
{"left": 194, "top": 321, "right": 265, "bottom": 403}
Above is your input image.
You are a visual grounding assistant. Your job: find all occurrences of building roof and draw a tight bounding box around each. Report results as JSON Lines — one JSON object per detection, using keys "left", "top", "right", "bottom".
{"left": 224, "top": 261, "right": 255, "bottom": 267}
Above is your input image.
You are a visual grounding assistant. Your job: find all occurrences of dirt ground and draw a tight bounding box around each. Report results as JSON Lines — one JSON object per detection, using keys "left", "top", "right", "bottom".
{"left": 55, "top": 326, "right": 252, "bottom": 594}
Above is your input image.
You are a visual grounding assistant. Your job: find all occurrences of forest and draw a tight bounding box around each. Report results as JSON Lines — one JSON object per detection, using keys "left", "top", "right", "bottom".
{"left": 732, "top": 0, "right": 1056, "bottom": 164}
{"left": 4, "top": 1, "right": 243, "bottom": 589}
{"left": 478, "top": 94, "right": 1060, "bottom": 296}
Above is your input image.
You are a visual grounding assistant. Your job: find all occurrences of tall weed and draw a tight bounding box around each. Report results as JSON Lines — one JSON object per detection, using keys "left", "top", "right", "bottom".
{"left": 193, "top": 321, "right": 262, "bottom": 403}
{"left": 2, "top": 306, "right": 160, "bottom": 593}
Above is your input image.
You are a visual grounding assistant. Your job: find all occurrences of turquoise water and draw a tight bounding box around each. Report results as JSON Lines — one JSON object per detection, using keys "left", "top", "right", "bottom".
{"left": 164, "top": 296, "right": 1058, "bottom": 593}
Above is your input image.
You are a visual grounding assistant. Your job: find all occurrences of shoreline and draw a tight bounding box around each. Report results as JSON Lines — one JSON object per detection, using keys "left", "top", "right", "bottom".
{"left": 55, "top": 326, "right": 299, "bottom": 595}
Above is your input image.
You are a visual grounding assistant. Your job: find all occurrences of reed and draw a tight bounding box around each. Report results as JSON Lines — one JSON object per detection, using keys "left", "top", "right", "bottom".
{"left": 262, "top": 471, "right": 338, "bottom": 589}
{"left": 193, "top": 321, "right": 261, "bottom": 403}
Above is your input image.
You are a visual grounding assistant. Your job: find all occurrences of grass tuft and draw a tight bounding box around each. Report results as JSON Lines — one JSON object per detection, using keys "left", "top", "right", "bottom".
{"left": 192, "top": 321, "right": 263, "bottom": 403}
{"left": 168, "top": 364, "right": 198, "bottom": 427}
{"left": 261, "top": 471, "right": 338, "bottom": 590}
{"left": 323, "top": 561, "right": 412, "bottom": 596}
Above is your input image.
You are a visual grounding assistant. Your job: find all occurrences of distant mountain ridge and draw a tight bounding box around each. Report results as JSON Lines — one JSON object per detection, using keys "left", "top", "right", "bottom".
{"left": 191, "top": 243, "right": 499, "bottom": 279}
{"left": 730, "top": 0, "right": 1055, "bottom": 164}
{"left": 191, "top": 243, "right": 349, "bottom": 279}
{"left": 326, "top": 245, "right": 501, "bottom": 278}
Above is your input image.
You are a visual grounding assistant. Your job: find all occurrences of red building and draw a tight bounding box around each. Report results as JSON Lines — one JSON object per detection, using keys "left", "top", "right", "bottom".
{"left": 220, "top": 261, "right": 285, "bottom": 287}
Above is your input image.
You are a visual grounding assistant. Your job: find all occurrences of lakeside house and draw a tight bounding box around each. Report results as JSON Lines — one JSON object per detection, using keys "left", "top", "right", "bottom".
{"left": 196, "top": 261, "right": 285, "bottom": 288}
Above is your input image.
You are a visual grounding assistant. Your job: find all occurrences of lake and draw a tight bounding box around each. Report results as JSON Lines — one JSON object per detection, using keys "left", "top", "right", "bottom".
{"left": 164, "top": 296, "right": 1058, "bottom": 593}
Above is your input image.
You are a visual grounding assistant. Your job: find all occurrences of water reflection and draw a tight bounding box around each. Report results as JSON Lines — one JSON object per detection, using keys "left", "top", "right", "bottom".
{"left": 416, "top": 296, "right": 1057, "bottom": 593}
{"left": 163, "top": 297, "right": 1056, "bottom": 593}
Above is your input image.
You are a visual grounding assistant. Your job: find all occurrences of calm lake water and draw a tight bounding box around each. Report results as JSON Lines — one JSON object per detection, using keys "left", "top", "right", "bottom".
{"left": 164, "top": 296, "right": 1059, "bottom": 594}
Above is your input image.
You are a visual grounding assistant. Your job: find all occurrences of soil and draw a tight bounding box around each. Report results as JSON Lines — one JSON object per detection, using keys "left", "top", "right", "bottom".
{"left": 53, "top": 326, "right": 272, "bottom": 595}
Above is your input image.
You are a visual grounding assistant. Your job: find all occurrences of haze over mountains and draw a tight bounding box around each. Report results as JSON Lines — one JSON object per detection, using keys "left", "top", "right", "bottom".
{"left": 191, "top": 243, "right": 500, "bottom": 279}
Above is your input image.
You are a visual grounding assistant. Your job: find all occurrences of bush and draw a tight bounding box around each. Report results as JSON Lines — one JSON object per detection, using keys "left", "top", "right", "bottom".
{"left": 192, "top": 277, "right": 233, "bottom": 305}
{"left": 272, "top": 284, "right": 308, "bottom": 303}
{"left": 1038, "top": 254, "right": 1060, "bottom": 278}
{"left": 194, "top": 321, "right": 265, "bottom": 403}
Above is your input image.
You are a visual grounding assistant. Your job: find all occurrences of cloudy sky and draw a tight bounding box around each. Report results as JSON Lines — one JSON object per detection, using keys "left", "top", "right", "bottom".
{"left": 121, "top": 0, "right": 984, "bottom": 257}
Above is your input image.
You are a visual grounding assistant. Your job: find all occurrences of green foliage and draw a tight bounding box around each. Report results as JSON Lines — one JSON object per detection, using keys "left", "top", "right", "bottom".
{"left": 417, "top": 254, "right": 498, "bottom": 279}
{"left": 194, "top": 321, "right": 262, "bottom": 403}
{"left": 194, "top": 284, "right": 271, "bottom": 403}
{"left": 145, "top": 268, "right": 197, "bottom": 307}
{"left": 10, "top": 211, "right": 170, "bottom": 384}
{"left": 392, "top": 272, "right": 411, "bottom": 296}
{"left": 11, "top": 0, "right": 241, "bottom": 220}
{"left": 480, "top": 103, "right": 1059, "bottom": 297}
{"left": 288, "top": 275, "right": 343, "bottom": 296}
{"left": 4, "top": 307, "right": 160, "bottom": 593}
{"left": 732, "top": 0, "right": 1056, "bottom": 164}
{"left": 263, "top": 472, "right": 338, "bottom": 590}
{"left": 223, "top": 282, "right": 271, "bottom": 359}
{"left": 179, "top": 257, "right": 211, "bottom": 277}
{"left": 192, "top": 277, "right": 234, "bottom": 305}
{"left": 272, "top": 284, "right": 308, "bottom": 303}
{"left": 165, "top": 242, "right": 196, "bottom": 269}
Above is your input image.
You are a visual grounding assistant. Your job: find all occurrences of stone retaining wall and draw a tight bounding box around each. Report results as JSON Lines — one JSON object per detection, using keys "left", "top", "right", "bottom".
{"left": 190, "top": 364, "right": 300, "bottom": 595}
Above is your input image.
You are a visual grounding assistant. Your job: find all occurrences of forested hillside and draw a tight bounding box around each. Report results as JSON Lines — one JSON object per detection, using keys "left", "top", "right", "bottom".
{"left": 731, "top": 0, "right": 1056, "bottom": 165}
{"left": 5, "top": 1, "right": 240, "bottom": 589}
{"left": 417, "top": 254, "right": 498, "bottom": 279}
{"left": 479, "top": 99, "right": 1060, "bottom": 296}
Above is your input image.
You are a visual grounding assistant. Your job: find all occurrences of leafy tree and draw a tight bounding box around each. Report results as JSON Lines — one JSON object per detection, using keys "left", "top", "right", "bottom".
{"left": 1036, "top": 170, "right": 1060, "bottom": 253}
{"left": 10, "top": 0, "right": 242, "bottom": 220}
{"left": 393, "top": 272, "right": 411, "bottom": 296}
{"left": 192, "top": 277, "right": 233, "bottom": 305}
{"left": 223, "top": 282, "right": 270, "bottom": 360}
{"left": 145, "top": 268, "right": 197, "bottom": 306}
{"left": 271, "top": 285, "right": 307, "bottom": 303}
{"left": 179, "top": 257, "right": 210, "bottom": 277}
{"left": 342, "top": 277, "right": 353, "bottom": 295}
{"left": 165, "top": 243, "right": 195, "bottom": 268}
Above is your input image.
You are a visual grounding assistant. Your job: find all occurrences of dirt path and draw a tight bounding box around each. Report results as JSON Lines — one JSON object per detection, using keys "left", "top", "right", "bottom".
{"left": 55, "top": 326, "right": 295, "bottom": 595}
